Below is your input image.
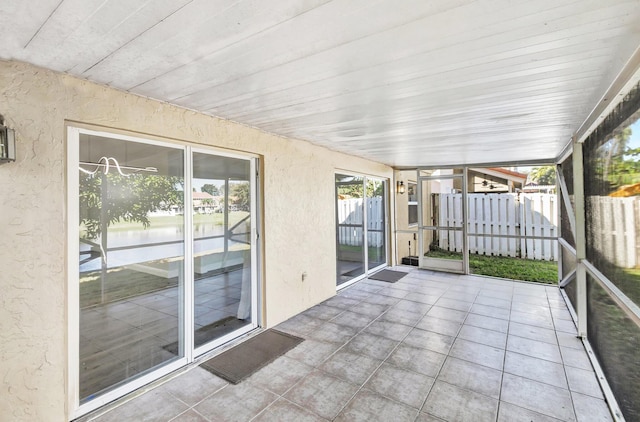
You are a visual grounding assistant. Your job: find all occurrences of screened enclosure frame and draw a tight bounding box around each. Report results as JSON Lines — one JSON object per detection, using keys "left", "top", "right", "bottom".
{"left": 556, "top": 76, "right": 640, "bottom": 421}
{"left": 398, "top": 165, "right": 559, "bottom": 276}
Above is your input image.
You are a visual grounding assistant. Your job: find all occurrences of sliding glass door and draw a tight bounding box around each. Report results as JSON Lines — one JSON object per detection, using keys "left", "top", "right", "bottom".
{"left": 77, "top": 133, "right": 185, "bottom": 404}
{"left": 192, "top": 151, "right": 255, "bottom": 350}
{"left": 367, "top": 178, "right": 387, "bottom": 270}
{"left": 70, "top": 128, "right": 258, "bottom": 417}
{"left": 335, "top": 173, "right": 388, "bottom": 287}
{"left": 336, "top": 175, "right": 366, "bottom": 285}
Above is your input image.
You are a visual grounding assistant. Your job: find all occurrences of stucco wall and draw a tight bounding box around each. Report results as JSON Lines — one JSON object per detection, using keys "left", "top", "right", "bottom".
{"left": 0, "top": 60, "right": 392, "bottom": 421}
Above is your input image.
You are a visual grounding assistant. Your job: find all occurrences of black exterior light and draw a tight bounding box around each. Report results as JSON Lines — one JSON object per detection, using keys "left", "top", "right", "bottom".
{"left": 397, "top": 180, "right": 405, "bottom": 194}
{"left": 0, "top": 116, "right": 15, "bottom": 163}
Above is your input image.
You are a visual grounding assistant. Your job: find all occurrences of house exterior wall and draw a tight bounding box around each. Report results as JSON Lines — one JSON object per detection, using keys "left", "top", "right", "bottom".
{"left": 0, "top": 60, "right": 392, "bottom": 421}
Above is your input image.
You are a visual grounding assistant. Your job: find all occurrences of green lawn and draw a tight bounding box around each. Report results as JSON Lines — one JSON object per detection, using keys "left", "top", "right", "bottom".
{"left": 597, "top": 265, "right": 640, "bottom": 306}
{"left": 425, "top": 249, "right": 558, "bottom": 284}
{"left": 80, "top": 211, "right": 250, "bottom": 235}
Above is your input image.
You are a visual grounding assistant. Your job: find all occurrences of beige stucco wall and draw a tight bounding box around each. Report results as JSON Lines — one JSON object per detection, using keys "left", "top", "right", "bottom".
{"left": 0, "top": 60, "right": 392, "bottom": 421}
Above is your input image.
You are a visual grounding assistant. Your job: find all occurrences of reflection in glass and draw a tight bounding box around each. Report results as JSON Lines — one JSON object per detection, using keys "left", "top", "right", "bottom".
{"left": 584, "top": 111, "right": 640, "bottom": 304}
{"left": 192, "top": 153, "right": 252, "bottom": 348}
{"left": 559, "top": 155, "right": 576, "bottom": 247}
{"left": 367, "top": 179, "right": 386, "bottom": 270}
{"left": 336, "top": 174, "right": 365, "bottom": 285}
{"left": 78, "top": 135, "right": 184, "bottom": 402}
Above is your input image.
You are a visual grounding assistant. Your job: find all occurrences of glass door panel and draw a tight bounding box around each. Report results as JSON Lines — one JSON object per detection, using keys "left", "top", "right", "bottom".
{"left": 419, "top": 170, "right": 465, "bottom": 273}
{"left": 336, "top": 174, "right": 365, "bottom": 285}
{"left": 78, "top": 134, "right": 184, "bottom": 403}
{"left": 367, "top": 179, "right": 386, "bottom": 270}
{"left": 192, "top": 152, "right": 253, "bottom": 349}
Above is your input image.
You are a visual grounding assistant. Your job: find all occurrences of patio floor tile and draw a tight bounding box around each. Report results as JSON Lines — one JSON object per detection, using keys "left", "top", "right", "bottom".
{"left": 506, "top": 335, "right": 562, "bottom": 363}
{"left": 464, "top": 313, "right": 509, "bottom": 333}
{"left": 508, "top": 321, "right": 558, "bottom": 345}
{"left": 500, "top": 373, "right": 576, "bottom": 421}
{"left": 449, "top": 338, "right": 505, "bottom": 370}
{"left": 158, "top": 367, "right": 227, "bottom": 406}
{"left": 415, "top": 315, "right": 462, "bottom": 336}
{"left": 425, "top": 306, "right": 468, "bottom": 323}
{"left": 422, "top": 380, "right": 499, "bottom": 422}
{"left": 458, "top": 324, "right": 507, "bottom": 349}
{"left": 318, "top": 350, "right": 382, "bottom": 385}
{"left": 252, "top": 398, "right": 326, "bottom": 422}
{"left": 284, "top": 338, "right": 340, "bottom": 367}
{"left": 503, "top": 351, "right": 568, "bottom": 389}
{"left": 83, "top": 270, "right": 612, "bottom": 422}
{"left": 363, "top": 362, "right": 434, "bottom": 409}
{"left": 438, "top": 357, "right": 503, "bottom": 399}
{"left": 565, "top": 366, "right": 604, "bottom": 399}
{"left": 193, "top": 382, "right": 277, "bottom": 422}
{"left": 401, "top": 328, "right": 455, "bottom": 354}
{"left": 284, "top": 370, "right": 359, "bottom": 420}
{"left": 469, "top": 303, "right": 510, "bottom": 320}
{"left": 497, "top": 402, "right": 564, "bottom": 422}
{"left": 169, "top": 409, "right": 209, "bottom": 422}
{"left": 387, "top": 343, "right": 446, "bottom": 377}
{"left": 343, "top": 332, "right": 399, "bottom": 360}
{"left": 334, "top": 389, "right": 418, "bottom": 422}
{"left": 571, "top": 392, "right": 613, "bottom": 422}
{"left": 247, "top": 355, "right": 314, "bottom": 395}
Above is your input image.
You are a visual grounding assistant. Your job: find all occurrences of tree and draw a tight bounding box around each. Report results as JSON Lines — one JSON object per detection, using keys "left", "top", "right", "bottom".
{"left": 529, "top": 166, "right": 556, "bottom": 185}
{"left": 230, "top": 182, "right": 250, "bottom": 210}
{"left": 201, "top": 183, "right": 220, "bottom": 196}
{"left": 80, "top": 173, "right": 183, "bottom": 239}
{"left": 602, "top": 127, "right": 632, "bottom": 181}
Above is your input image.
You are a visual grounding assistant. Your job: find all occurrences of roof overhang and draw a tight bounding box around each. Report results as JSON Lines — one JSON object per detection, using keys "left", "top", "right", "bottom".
{"left": 2, "top": 1, "right": 640, "bottom": 167}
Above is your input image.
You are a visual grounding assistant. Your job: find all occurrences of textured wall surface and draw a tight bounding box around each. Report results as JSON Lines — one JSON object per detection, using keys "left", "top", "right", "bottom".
{"left": 0, "top": 60, "right": 392, "bottom": 421}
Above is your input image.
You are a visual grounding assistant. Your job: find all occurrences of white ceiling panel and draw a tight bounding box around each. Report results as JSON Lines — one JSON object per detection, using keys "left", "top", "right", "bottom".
{"left": 1, "top": 0, "right": 639, "bottom": 167}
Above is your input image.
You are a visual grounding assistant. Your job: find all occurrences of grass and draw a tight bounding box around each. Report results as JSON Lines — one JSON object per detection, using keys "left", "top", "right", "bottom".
{"left": 425, "top": 249, "right": 558, "bottom": 284}
{"left": 596, "top": 264, "right": 640, "bottom": 306}
{"left": 80, "top": 211, "right": 250, "bottom": 235}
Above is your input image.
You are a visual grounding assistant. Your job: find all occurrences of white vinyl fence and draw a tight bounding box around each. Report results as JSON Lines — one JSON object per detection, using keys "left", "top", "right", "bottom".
{"left": 337, "top": 197, "right": 385, "bottom": 247}
{"left": 437, "top": 193, "right": 558, "bottom": 261}
{"left": 588, "top": 196, "right": 640, "bottom": 268}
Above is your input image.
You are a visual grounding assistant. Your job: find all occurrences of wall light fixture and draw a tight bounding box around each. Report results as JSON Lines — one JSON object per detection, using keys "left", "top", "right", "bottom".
{"left": 0, "top": 116, "right": 16, "bottom": 163}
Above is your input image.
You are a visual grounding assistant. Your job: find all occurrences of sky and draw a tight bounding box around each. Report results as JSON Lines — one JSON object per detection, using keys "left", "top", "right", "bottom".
{"left": 628, "top": 119, "right": 640, "bottom": 151}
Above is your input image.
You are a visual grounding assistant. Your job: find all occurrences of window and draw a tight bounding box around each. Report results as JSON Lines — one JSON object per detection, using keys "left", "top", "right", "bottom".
{"left": 408, "top": 182, "right": 418, "bottom": 226}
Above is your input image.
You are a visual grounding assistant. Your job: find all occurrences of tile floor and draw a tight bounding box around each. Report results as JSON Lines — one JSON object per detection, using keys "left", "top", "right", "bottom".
{"left": 81, "top": 267, "right": 613, "bottom": 422}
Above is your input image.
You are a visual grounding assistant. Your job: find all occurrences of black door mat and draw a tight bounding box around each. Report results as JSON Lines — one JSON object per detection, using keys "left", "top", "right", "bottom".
{"left": 200, "top": 329, "right": 304, "bottom": 384}
{"left": 368, "top": 269, "right": 408, "bottom": 283}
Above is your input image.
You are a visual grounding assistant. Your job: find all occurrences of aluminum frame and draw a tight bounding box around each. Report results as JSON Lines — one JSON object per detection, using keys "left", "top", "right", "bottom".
{"left": 67, "top": 126, "right": 261, "bottom": 419}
